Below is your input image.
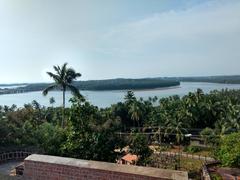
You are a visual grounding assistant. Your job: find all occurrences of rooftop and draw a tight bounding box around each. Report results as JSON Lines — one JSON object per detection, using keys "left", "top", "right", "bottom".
{"left": 121, "top": 153, "right": 138, "bottom": 163}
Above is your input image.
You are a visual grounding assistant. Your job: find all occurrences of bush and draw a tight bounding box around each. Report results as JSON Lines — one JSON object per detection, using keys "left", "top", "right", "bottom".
{"left": 129, "top": 134, "right": 153, "bottom": 165}
{"left": 158, "top": 145, "right": 171, "bottom": 152}
{"left": 184, "top": 146, "right": 202, "bottom": 153}
{"left": 188, "top": 170, "right": 201, "bottom": 180}
{"left": 35, "top": 122, "right": 66, "bottom": 155}
{"left": 200, "top": 128, "right": 218, "bottom": 145}
{"left": 216, "top": 132, "right": 240, "bottom": 167}
{"left": 210, "top": 173, "right": 223, "bottom": 180}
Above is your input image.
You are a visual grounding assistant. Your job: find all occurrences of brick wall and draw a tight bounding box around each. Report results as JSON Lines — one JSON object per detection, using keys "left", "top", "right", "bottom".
{"left": 24, "top": 154, "right": 188, "bottom": 180}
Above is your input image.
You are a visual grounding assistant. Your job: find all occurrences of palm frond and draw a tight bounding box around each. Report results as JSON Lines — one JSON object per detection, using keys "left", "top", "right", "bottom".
{"left": 75, "top": 72, "right": 81, "bottom": 78}
{"left": 67, "top": 85, "right": 82, "bottom": 99}
{"left": 53, "top": 65, "right": 61, "bottom": 76}
{"left": 42, "top": 84, "right": 58, "bottom": 96}
{"left": 47, "top": 72, "right": 61, "bottom": 83}
{"left": 60, "top": 63, "right": 68, "bottom": 79}
{"left": 66, "top": 68, "right": 81, "bottom": 83}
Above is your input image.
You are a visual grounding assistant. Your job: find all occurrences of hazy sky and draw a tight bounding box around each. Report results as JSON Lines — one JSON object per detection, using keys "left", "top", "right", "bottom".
{"left": 0, "top": 0, "right": 240, "bottom": 83}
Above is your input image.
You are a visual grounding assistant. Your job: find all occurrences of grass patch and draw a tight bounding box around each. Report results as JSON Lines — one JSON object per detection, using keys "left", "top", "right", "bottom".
{"left": 180, "top": 157, "right": 204, "bottom": 171}
{"left": 179, "top": 157, "right": 204, "bottom": 180}
{"left": 184, "top": 146, "right": 202, "bottom": 153}
{"left": 210, "top": 173, "right": 223, "bottom": 180}
{"left": 193, "top": 150, "right": 213, "bottom": 157}
{"left": 183, "top": 146, "right": 213, "bottom": 157}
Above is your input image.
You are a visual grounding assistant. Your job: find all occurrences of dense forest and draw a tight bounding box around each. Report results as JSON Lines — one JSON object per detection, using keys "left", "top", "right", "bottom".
{"left": 0, "top": 88, "right": 239, "bottom": 168}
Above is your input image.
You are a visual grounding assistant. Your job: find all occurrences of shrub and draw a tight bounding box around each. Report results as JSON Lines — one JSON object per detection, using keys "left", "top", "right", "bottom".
{"left": 184, "top": 146, "right": 202, "bottom": 153}
{"left": 159, "top": 145, "right": 171, "bottom": 152}
{"left": 129, "top": 134, "right": 153, "bottom": 165}
{"left": 200, "top": 128, "right": 218, "bottom": 145}
{"left": 216, "top": 132, "right": 240, "bottom": 167}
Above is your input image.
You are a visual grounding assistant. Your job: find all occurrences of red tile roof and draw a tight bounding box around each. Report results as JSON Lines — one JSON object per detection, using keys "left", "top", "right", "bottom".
{"left": 121, "top": 154, "right": 138, "bottom": 163}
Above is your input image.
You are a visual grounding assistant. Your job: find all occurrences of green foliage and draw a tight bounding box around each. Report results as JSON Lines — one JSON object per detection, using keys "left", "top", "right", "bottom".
{"left": 156, "top": 145, "right": 171, "bottom": 152}
{"left": 2, "top": 78, "right": 180, "bottom": 94}
{"left": 1, "top": 87, "right": 240, "bottom": 169}
{"left": 35, "top": 122, "right": 66, "bottom": 155}
{"left": 129, "top": 134, "right": 153, "bottom": 165}
{"left": 43, "top": 63, "right": 82, "bottom": 127}
{"left": 61, "top": 97, "right": 124, "bottom": 162}
{"left": 210, "top": 173, "right": 223, "bottom": 180}
{"left": 216, "top": 132, "right": 240, "bottom": 167}
{"left": 200, "top": 128, "right": 218, "bottom": 145}
{"left": 49, "top": 97, "right": 55, "bottom": 105}
{"left": 184, "top": 146, "right": 202, "bottom": 153}
{"left": 180, "top": 75, "right": 240, "bottom": 84}
{"left": 0, "top": 116, "right": 12, "bottom": 145}
{"left": 21, "top": 121, "right": 38, "bottom": 145}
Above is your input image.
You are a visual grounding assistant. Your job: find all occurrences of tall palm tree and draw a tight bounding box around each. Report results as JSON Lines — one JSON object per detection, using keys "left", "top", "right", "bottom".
{"left": 43, "top": 63, "right": 82, "bottom": 127}
{"left": 124, "top": 91, "right": 136, "bottom": 105}
{"left": 128, "top": 102, "right": 142, "bottom": 129}
{"left": 164, "top": 120, "right": 187, "bottom": 145}
{"left": 49, "top": 97, "right": 56, "bottom": 107}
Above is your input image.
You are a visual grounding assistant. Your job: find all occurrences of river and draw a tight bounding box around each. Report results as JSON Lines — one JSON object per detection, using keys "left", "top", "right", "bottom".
{"left": 0, "top": 82, "right": 240, "bottom": 108}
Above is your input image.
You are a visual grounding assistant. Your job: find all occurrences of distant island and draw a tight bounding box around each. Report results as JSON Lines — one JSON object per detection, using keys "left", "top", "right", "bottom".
{"left": 0, "top": 78, "right": 180, "bottom": 95}
{"left": 1, "top": 75, "right": 240, "bottom": 95}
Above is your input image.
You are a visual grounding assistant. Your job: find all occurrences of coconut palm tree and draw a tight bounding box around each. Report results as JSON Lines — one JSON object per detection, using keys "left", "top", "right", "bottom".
{"left": 164, "top": 120, "right": 187, "bottom": 145}
{"left": 49, "top": 97, "right": 56, "bottom": 107}
{"left": 124, "top": 91, "right": 136, "bottom": 105}
{"left": 43, "top": 63, "right": 82, "bottom": 127}
{"left": 128, "top": 102, "right": 142, "bottom": 129}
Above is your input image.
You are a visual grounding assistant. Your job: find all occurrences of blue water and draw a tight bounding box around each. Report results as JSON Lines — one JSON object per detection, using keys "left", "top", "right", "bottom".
{"left": 0, "top": 82, "right": 240, "bottom": 108}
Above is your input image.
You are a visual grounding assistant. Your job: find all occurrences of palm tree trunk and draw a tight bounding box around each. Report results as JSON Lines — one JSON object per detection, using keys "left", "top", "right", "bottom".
{"left": 62, "top": 89, "right": 66, "bottom": 128}
{"left": 137, "top": 121, "right": 140, "bottom": 132}
{"left": 159, "top": 127, "right": 161, "bottom": 145}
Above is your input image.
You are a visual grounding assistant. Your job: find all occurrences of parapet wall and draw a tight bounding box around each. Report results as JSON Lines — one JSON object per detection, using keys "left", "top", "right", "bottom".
{"left": 24, "top": 154, "right": 188, "bottom": 180}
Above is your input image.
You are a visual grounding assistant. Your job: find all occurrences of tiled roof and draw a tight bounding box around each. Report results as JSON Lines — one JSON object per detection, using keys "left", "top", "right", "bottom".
{"left": 121, "top": 154, "right": 138, "bottom": 163}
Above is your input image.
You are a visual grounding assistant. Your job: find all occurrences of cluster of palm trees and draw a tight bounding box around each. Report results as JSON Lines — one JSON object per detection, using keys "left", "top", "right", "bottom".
{"left": 117, "top": 88, "right": 240, "bottom": 147}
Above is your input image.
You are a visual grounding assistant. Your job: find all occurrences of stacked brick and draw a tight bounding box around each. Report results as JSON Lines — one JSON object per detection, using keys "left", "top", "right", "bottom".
{"left": 24, "top": 154, "right": 188, "bottom": 180}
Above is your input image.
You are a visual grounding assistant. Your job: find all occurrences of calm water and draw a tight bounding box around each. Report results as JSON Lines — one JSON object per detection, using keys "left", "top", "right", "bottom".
{"left": 0, "top": 82, "right": 240, "bottom": 108}
{"left": 0, "top": 85, "right": 26, "bottom": 89}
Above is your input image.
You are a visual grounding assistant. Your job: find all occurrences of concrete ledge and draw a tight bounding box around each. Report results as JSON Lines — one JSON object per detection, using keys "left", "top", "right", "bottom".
{"left": 24, "top": 154, "right": 188, "bottom": 180}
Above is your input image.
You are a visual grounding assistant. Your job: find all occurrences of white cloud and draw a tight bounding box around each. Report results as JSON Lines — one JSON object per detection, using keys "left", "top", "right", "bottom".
{"left": 99, "top": 0, "right": 240, "bottom": 55}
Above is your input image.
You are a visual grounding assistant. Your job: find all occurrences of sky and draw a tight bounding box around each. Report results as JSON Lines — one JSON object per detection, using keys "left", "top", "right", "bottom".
{"left": 0, "top": 0, "right": 240, "bottom": 83}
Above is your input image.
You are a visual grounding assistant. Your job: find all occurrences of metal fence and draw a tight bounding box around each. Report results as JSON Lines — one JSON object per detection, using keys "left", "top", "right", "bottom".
{"left": 0, "top": 151, "right": 32, "bottom": 164}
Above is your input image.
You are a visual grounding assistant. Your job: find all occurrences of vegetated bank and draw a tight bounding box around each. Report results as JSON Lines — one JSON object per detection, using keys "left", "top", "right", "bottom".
{"left": 2, "top": 74, "right": 240, "bottom": 95}
{"left": 0, "top": 78, "right": 180, "bottom": 95}
{"left": 176, "top": 75, "right": 240, "bottom": 84}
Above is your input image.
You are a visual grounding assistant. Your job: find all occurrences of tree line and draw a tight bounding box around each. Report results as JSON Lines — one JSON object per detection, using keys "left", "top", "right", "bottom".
{"left": 0, "top": 88, "right": 239, "bottom": 166}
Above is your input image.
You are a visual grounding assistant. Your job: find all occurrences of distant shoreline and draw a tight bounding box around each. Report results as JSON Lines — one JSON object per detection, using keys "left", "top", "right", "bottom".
{"left": 2, "top": 81, "right": 240, "bottom": 96}
{"left": 103, "top": 85, "right": 181, "bottom": 93}
{"left": 2, "top": 74, "right": 240, "bottom": 96}
{"left": 0, "top": 85, "right": 181, "bottom": 95}
{"left": 134, "top": 85, "right": 181, "bottom": 91}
